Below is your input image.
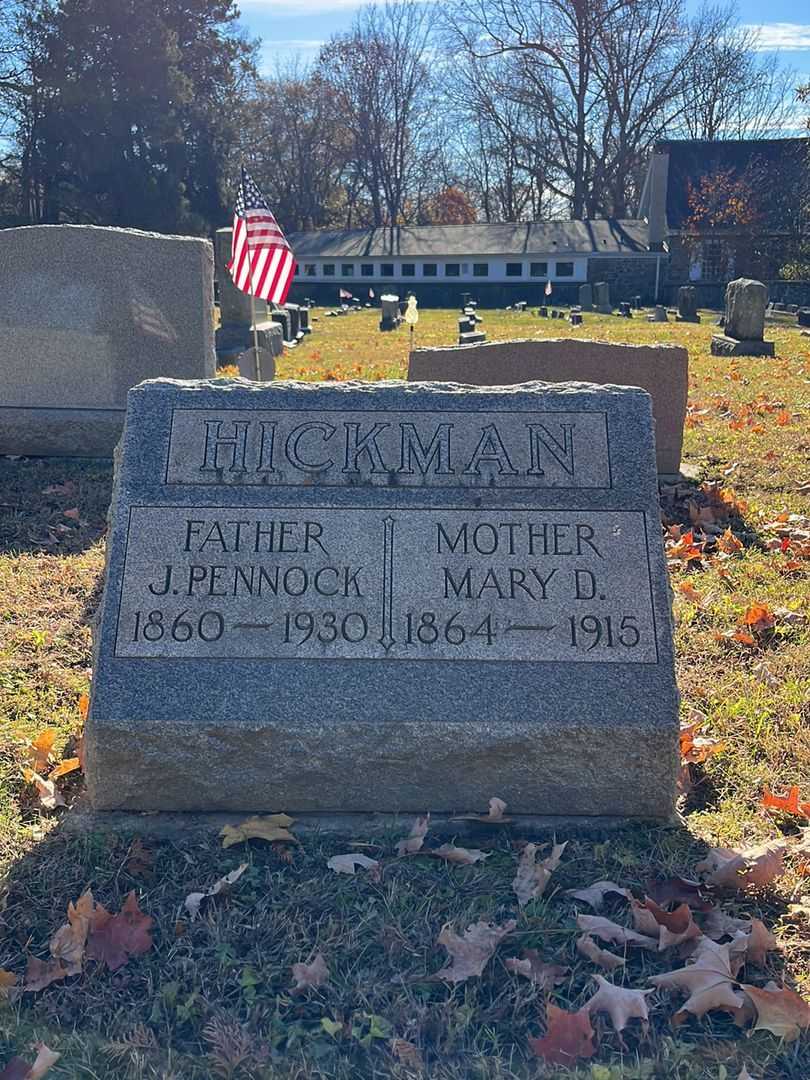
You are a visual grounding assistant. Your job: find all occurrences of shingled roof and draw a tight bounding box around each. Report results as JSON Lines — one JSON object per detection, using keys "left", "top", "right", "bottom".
{"left": 289, "top": 219, "right": 649, "bottom": 258}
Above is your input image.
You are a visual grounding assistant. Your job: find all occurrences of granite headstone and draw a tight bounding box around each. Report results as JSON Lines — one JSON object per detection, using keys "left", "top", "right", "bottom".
{"left": 86, "top": 378, "right": 678, "bottom": 818}
{"left": 711, "top": 278, "right": 774, "bottom": 356}
{"left": 0, "top": 225, "right": 215, "bottom": 457}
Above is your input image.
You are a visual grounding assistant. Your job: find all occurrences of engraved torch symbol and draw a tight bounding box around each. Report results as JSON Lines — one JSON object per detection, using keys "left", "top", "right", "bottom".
{"left": 379, "top": 515, "right": 396, "bottom": 650}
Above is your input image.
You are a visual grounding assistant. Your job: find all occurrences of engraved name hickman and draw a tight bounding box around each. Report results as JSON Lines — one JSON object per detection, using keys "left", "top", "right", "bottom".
{"left": 114, "top": 507, "right": 658, "bottom": 663}
{"left": 165, "top": 409, "right": 611, "bottom": 488}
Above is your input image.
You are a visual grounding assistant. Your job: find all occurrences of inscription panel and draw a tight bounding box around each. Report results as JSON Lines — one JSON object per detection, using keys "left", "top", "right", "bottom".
{"left": 165, "top": 408, "right": 611, "bottom": 489}
{"left": 114, "top": 506, "right": 657, "bottom": 663}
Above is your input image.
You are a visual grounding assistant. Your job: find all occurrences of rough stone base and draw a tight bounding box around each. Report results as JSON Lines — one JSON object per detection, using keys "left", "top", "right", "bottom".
{"left": 458, "top": 332, "right": 486, "bottom": 345}
{"left": 84, "top": 715, "right": 677, "bottom": 820}
{"left": 676, "top": 315, "right": 700, "bottom": 323}
{"left": 0, "top": 406, "right": 124, "bottom": 457}
{"left": 64, "top": 797, "right": 678, "bottom": 840}
{"left": 711, "top": 335, "right": 775, "bottom": 357}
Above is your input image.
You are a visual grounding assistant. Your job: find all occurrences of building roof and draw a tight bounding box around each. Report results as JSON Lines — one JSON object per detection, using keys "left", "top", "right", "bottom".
{"left": 288, "top": 220, "right": 649, "bottom": 258}
{"left": 653, "top": 138, "right": 809, "bottom": 230}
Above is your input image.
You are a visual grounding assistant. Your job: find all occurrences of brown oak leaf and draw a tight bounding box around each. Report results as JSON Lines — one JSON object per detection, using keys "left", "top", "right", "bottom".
{"left": 22, "top": 730, "right": 57, "bottom": 774}
{"left": 696, "top": 840, "right": 787, "bottom": 891}
{"left": 452, "top": 797, "right": 511, "bottom": 823}
{"left": 49, "top": 889, "right": 94, "bottom": 975}
{"left": 86, "top": 891, "right": 154, "bottom": 972}
{"left": 397, "top": 814, "right": 429, "bottom": 856}
{"left": 528, "top": 1003, "right": 596, "bottom": 1066}
{"left": 0, "top": 1044, "right": 60, "bottom": 1080}
{"left": 504, "top": 950, "right": 569, "bottom": 988}
{"left": 512, "top": 842, "right": 566, "bottom": 907}
{"left": 291, "top": 952, "right": 329, "bottom": 993}
{"left": 648, "top": 938, "right": 745, "bottom": 1020}
{"left": 435, "top": 918, "right": 515, "bottom": 983}
{"left": 0, "top": 971, "right": 17, "bottom": 999}
{"left": 389, "top": 1038, "right": 423, "bottom": 1069}
{"left": 739, "top": 982, "right": 810, "bottom": 1040}
{"left": 576, "top": 934, "right": 626, "bottom": 971}
{"left": 431, "top": 844, "right": 490, "bottom": 866}
{"left": 220, "top": 814, "right": 296, "bottom": 848}
{"left": 584, "top": 974, "right": 654, "bottom": 1032}
{"left": 576, "top": 915, "right": 657, "bottom": 950}
{"left": 566, "top": 880, "right": 632, "bottom": 910}
{"left": 631, "top": 898, "right": 702, "bottom": 950}
{"left": 645, "top": 876, "right": 713, "bottom": 911}
{"left": 22, "top": 770, "right": 64, "bottom": 811}
{"left": 746, "top": 918, "right": 778, "bottom": 967}
{"left": 23, "top": 956, "right": 66, "bottom": 993}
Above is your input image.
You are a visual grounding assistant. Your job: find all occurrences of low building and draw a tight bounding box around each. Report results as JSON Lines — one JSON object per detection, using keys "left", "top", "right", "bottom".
{"left": 287, "top": 220, "right": 664, "bottom": 307}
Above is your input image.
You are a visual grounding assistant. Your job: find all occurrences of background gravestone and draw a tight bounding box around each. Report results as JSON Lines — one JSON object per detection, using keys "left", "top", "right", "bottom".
{"left": 676, "top": 286, "right": 700, "bottom": 323}
{"left": 408, "top": 338, "right": 688, "bottom": 476}
{"left": 0, "top": 225, "right": 215, "bottom": 457}
{"left": 215, "top": 226, "right": 267, "bottom": 363}
{"left": 711, "top": 278, "right": 774, "bottom": 356}
{"left": 578, "top": 284, "right": 594, "bottom": 311}
{"left": 86, "top": 377, "right": 678, "bottom": 819}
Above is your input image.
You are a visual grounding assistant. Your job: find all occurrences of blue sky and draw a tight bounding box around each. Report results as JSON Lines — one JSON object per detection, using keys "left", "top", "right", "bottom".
{"left": 235, "top": 0, "right": 810, "bottom": 87}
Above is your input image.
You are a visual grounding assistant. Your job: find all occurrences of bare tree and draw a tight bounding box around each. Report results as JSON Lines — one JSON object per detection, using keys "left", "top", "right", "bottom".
{"left": 317, "top": 1, "right": 436, "bottom": 230}
{"left": 674, "top": 7, "right": 798, "bottom": 141}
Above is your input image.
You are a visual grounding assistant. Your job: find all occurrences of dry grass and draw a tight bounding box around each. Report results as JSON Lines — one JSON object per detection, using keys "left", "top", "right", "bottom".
{"left": 0, "top": 307, "right": 808, "bottom": 1078}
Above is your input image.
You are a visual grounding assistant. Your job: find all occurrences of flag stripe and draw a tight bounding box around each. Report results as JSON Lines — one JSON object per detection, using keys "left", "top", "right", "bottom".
{"left": 228, "top": 169, "right": 296, "bottom": 306}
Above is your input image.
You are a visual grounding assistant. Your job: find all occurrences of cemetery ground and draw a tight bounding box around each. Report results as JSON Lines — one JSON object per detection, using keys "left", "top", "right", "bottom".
{"left": 0, "top": 308, "right": 809, "bottom": 1078}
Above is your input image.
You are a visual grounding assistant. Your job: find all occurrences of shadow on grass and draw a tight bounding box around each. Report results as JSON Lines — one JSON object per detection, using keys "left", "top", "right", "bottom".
{"left": 1, "top": 808, "right": 807, "bottom": 1079}
{"left": 0, "top": 457, "right": 112, "bottom": 557}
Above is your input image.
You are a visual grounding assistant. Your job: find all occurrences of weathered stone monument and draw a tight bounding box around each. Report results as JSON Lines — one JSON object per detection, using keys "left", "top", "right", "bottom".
{"left": 711, "top": 278, "right": 774, "bottom": 356}
{"left": 408, "top": 338, "right": 688, "bottom": 475}
{"left": 593, "top": 282, "right": 612, "bottom": 314}
{"left": 380, "top": 295, "right": 401, "bottom": 331}
{"left": 676, "top": 286, "right": 700, "bottom": 323}
{"left": 578, "top": 284, "right": 594, "bottom": 312}
{"left": 86, "top": 377, "right": 678, "bottom": 818}
{"left": 648, "top": 305, "right": 668, "bottom": 323}
{"left": 0, "top": 225, "right": 215, "bottom": 457}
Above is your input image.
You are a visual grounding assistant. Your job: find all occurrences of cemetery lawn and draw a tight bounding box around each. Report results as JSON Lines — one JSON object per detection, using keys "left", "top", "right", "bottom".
{"left": 0, "top": 308, "right": 809, "bottom": 1078}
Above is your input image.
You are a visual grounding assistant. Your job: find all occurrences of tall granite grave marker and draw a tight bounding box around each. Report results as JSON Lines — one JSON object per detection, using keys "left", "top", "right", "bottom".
{"left": 86, "top": 378, "right": 678, "bottom": 818}
{"left": 0, "top": 225, "right": 215, "bottom": 457}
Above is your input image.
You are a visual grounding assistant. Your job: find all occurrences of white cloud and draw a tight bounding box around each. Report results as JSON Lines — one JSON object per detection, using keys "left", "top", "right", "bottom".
{"left": 743, "top": 23, "right": 810, "bottom": 51}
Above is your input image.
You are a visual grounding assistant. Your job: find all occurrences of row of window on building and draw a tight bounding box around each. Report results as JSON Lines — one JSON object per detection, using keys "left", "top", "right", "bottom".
{"left": 296, "top": 260, "right": 577, "bottom": 279}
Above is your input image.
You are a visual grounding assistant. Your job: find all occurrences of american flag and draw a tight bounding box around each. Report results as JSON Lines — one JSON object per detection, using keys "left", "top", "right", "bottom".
{"left": 228, "top": 167, "right": 296, "bottom": 305}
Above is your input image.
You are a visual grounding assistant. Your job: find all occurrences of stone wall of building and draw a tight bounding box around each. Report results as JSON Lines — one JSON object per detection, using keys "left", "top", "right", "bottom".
{"left": 586, "top": 257, "right": 663, "bottom": 304}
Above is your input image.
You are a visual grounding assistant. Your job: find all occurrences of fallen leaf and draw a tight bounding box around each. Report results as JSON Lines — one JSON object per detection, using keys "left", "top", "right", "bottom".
{"left": 513, "top": 842, "right": 566, "bottom": 907}
{"left": 220, "top": 814, "right": 296, "bottom": 848}
{"left": 631, "top": 898, "right": 702, "bottom": 949}
{"left": 22, "top": 730, "right": 57, "bottom": 773}
{"left": 431, "top": 844, "right": 490, "bottom": 866}
{"left": 125, "top": 838, "right": 154, "bottom": 878}
{"left": 677, "top": 581, "right": 704, "bottom": 605}
{"left": 86, "top": 891, "right": 154, "bottom": 972}
{"left": 23, "top": 956, "right": 66, "bottom": 993}
{"left": 452, "top": 797, "right": 511, "bottom": 823}
{"left": 761, "top": 785, "right": 810, "bottom": 819}
{"left": 397, "top": 814, "right": 429, "bottom": 856}
{"left": 584, "top": 974, "right": 654, "bottom": 1032}
{"left": 737, "top": 1067, "right": 756, "bottom": 1080}
{"left": 741, "top": 602, "right": 776, "bottom": 634}
{"left": 0, "top": 1058, "right": 31, "bottom": 1080}
{"left": 745, "top": 918, "right": 777, "bottom": 967}
{"left": 702, "top": 909, "right": 752, "bottom": 940}
{"left": 648, "top": 938, "right": 745, "bottom": 1020}
{"left": 565, "top": 880, "right": 632, "bottom": 910}
{"left": 504, "top": 950, "right": 568, "bottom": 988}
{"left": 528, "top": 1003, "right": 596, "bottom": 1066}
{"left": 21, "top": 770, "right": 65, "bottom": 811}
{"left": 646, "top": 876, "right": 713, "bottom": 910}
{"left": 435, "top": 918, "right": 515, "bottom": 983}
{"left": 42, "top": 481, "right": 77, "bottom": 496}
{"left": 48, "top": 758, "right": 80, "bottom": 780}
{"left": 26, "top": 1046, "right": 60, "bottom": 1080}
{"left": 78, "top": 692, "right": 89, "bottom": 722}
{"left": 326, "top": 853, "right": 380, "bottom": 875}
{"left": 696, "top": 840, "right": 787, "bottom": 891}
{"left": 49, "top": 889, "right": 94, "bottom": 975}
{"left": 739, "top": 982, "right": 810, "bottom": 1040}
{"left": 291, "top": 952, "right": 329, "bottom": 993}
{"left": 0, "top": 971, "right": 17, "bottom": 998}
{"left": 576, "top": 914, "right": 657, "bottom": 950}
{"left": 390, "top": 1038, "right": 423, "bottom": 1069}
{"left": 576, "top": 934, "right": 625, "bottom": 971}
{"left": 680, "top": 722, "right": 725, "bottom": 764}
{"left": 717, "top": 527, "right": 744, "bottom": 555}
{"left": 184, "top": 863, "right": 248, "bottom": 920}
{"left": 62, "top": 507, "right": 80, "bottom": 521}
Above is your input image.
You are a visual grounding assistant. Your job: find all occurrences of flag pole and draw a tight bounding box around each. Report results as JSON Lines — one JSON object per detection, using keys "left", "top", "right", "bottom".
{"left": 249, "top": 287, "right": 260, "bottom": 380}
